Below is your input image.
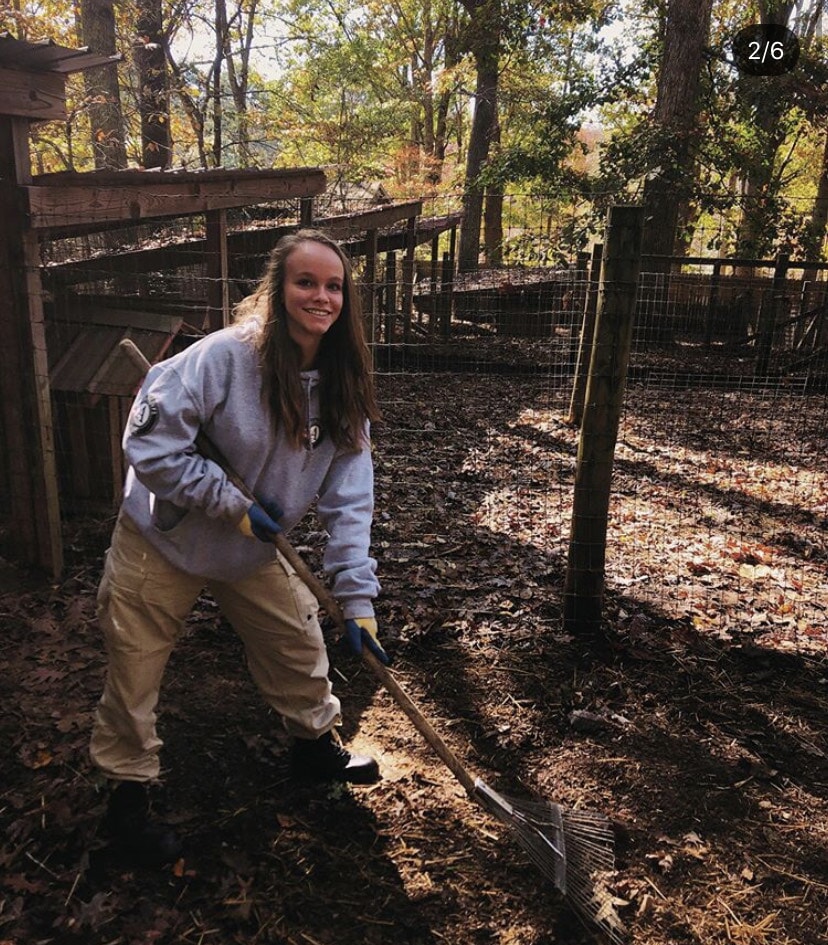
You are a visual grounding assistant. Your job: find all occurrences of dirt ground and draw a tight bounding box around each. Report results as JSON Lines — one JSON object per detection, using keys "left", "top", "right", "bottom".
{"left": 1, "top": 371, "right": 827, "bottom": 945}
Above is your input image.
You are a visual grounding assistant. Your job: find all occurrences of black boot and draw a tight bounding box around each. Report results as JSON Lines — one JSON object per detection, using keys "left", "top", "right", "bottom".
{"left": 105, "top": 781, "right": 182, "bottom": 866}
{"left": 290, "top": 731, "right": 380, "bottom": 785}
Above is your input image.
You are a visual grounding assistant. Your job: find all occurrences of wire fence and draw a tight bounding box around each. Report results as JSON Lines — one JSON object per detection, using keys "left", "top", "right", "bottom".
{"left": 3, "top": 190, "right": 827, "bottom": 651}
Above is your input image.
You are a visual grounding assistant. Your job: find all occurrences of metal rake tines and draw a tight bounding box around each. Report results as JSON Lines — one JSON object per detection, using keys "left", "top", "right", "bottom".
{"left": 561, "top": 808, "right": 626, "bottom": 945}
{"left": 473, "top": 779, "right": 568, "bottom": 892}
{"left": 561, "top": 808, "right": 616, "bottom": 872}
{"left": 473, "top": 779, "right": 626, "bottom": 944}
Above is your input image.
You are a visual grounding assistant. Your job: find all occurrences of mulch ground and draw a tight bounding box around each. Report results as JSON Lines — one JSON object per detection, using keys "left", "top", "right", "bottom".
{"left": 1, "top": 368, "right": 827, "bottom": 945}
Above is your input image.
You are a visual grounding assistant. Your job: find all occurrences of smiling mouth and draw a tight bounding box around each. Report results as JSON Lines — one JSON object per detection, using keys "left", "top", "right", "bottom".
{"left": 305, "top": 308, "right": 331, "bottom": 317}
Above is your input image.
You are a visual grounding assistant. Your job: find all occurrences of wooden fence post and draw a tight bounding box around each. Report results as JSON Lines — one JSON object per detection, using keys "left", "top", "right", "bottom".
{"left": 0, "top": 116, "right": 64, "bottom": 576}
{"left": 440, "top": 251, "right": 454, "bottom": 340}
{"left": 563, "top": 205, "right": 644, "bottom": 639}
{"left": 401, "top": 215, "right": 416, "bottom": 344}
{"left": 704, "top": 261, "right": 721, "bottom": 346}
{"left": 300, "top": 196, "right": 315, "bottom": 227}
{"left": 429, "top": 234, "right": 440, "bottom": 337}
{"left": 364, "top": 227, "right": 378, "bottom": 349}
{"left": 204, "top": 209, "right": 229, "bottom": 332}
{"left": 384, "top": 251, "right": 397, "bottom": 345}
{"left": 754, "top": 252, "right": 789, "bottom": 378}
{"left": 566, "top": 241, "right": 603, "bottom": 427}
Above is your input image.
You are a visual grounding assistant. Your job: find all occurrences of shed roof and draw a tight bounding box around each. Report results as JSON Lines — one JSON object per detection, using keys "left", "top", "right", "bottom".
{"left": 0, "top": 33, "right": 121, "bottom": 74}
{"left": 47, "top": 306, "right": 185, "bottom": 397}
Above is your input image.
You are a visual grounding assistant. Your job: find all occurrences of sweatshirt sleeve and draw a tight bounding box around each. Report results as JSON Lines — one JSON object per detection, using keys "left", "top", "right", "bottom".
{"left": 123, "top": 361, "right": 250, "bottom": 526}
{"left": 316, "top": 427, "right": 380, "bottom": 619}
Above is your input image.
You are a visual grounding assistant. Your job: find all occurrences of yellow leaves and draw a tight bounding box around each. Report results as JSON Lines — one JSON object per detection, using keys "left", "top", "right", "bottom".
{"left": 723, "top": 908, "right": 780, "bottom": 944}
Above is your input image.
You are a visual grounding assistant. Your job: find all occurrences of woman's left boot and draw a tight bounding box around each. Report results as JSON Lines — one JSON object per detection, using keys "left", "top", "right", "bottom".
{"left": 105, "top": 781, "right": 182, "bottom": 866}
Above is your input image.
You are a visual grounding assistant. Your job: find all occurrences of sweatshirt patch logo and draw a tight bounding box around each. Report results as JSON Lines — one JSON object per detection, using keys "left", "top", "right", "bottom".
{"left": 131, "top": 397, "right": 159, "bottom": 436}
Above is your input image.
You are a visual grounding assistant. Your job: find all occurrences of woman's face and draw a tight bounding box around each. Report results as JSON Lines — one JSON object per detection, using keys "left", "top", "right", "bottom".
{"left": 281, "top": 241, "right": 345, "bottom": 356}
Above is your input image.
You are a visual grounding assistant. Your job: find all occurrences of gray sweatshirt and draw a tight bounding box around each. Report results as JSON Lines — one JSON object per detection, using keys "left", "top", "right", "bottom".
{"left": 119, "top": 318, "right": 379, "bottom": 619}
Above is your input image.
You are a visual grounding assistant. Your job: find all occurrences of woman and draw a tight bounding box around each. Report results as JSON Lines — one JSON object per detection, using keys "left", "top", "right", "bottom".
{"left": 90, "top": 229, "right": 388, "bottom": 866}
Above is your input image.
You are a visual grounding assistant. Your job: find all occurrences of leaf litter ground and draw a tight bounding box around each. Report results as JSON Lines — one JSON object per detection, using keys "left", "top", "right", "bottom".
{"left": 1, "top": 371, "right": 827, "bottom": 945}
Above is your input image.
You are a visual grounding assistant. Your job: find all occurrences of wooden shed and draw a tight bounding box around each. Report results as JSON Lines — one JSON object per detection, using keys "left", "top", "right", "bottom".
{"left": 0, "top": 34, "right": 328, "bottom": 575}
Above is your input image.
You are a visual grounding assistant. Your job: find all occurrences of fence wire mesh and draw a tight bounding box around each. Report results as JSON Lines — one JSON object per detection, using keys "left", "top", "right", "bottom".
{"left": 3, "top": 190, "right": 826, "bottom": 654}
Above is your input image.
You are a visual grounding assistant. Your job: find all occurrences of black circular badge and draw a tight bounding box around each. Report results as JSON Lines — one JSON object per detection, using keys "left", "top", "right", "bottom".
{"left": 731, "top": 24, "right": 800, "bottom": 77}
{"left": 130, "top": 397, "right": 159, "bottom": 435}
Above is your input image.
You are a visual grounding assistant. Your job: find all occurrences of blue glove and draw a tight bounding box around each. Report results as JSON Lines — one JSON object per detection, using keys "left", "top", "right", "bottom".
{"left": 345, "top": 617, "right": 390, "bottom": 665}
{"left": 238, "top": 500, "right": 283, "bottom": 542}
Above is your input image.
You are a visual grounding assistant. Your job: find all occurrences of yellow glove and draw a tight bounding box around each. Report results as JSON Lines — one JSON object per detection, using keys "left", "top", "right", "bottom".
{"left": 344, "top": 617, "right": 390, "bottom": 665}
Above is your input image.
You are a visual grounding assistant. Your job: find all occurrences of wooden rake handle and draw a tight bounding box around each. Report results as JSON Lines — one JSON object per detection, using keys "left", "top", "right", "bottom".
{"left": 118, "top": 338, "right": 478, "bottom": 797}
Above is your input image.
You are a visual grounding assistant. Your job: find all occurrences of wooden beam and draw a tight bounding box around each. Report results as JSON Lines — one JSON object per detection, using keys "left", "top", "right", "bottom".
{"left": 25, "top": 167, "right": 328, "bottom": 232}
{"left": 0, "top": 66, "right": 66, "bottom": 122}
{"left": 0, "top": 117, "right": 63, "bottom": 575}
{"left": 342, "top": 211, "right": 462, "bottom": 257}
{"left": 319, "top": 201, "right": 423, "bottom": 238}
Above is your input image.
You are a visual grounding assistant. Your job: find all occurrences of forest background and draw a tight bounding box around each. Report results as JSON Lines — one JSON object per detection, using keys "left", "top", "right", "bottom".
{"left": 4, "top": 0, "right": 828, "bottom": 270}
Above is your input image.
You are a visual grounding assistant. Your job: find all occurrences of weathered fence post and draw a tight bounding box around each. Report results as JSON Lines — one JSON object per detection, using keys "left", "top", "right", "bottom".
{"left": 384, "top": 251, "right": 397, "bottom": 344}
{"left": 564, "top": 205, "right": 644, "bottom": 639}
{"left": 566, "top": 241, "right": 603, "bottom": 427}
{"left": 429, "top": 234, "right": 440, "bottom": 338}
{"left": 440, "top": 251, "right": 454, "bottom": 340}
{"left": 204, "top": 209, "right": 229, "bottom": 332}
{"left": 705, "top": 261, "right": 721, "bottom": 347}
{"left": 361, "top": 228, "right": 379, "bottom": 369}
{"left": 0, "top": 114, "right": 64, "bottom": 576}
{"left": 401, "top": 215, "right": 416, "bottom": 344}
{"left": 300, "top": 196, "right": 315, "bottom": 227}
{"left": 754, "top": 252, "right": 789, "bottom": 378}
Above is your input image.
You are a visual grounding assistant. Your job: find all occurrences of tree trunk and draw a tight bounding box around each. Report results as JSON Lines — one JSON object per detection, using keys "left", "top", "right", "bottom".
{"left": 78, "top": 0, "right": 127, "bottom": 169}
{"left": 223, "top": 0, "right": 258, "bottom": 166}
{"left": 735, "top": 106, "right": 786, "bottom": 262}
{"left": 457, "top": 0, "right": 500, "bottom": 272}
{"left": 640, "top": 0, "right": 713, "bottom": 264}
{"left": 429, "top": 12, "right": 460, "bottom": 186}
{"left": 135, "top": 0, "right": 172, "bottom": 168}
{"left": 805, "top": 130, "right": 828, "bottom": 264}
{"left": 734, "top": 2, "right": 798, "bottom": 267}
{"left": 211, "top": 0, "right": 226, "bottom": 167}
{"left": 166, "top": 53, "right": 208, "bottom": 168}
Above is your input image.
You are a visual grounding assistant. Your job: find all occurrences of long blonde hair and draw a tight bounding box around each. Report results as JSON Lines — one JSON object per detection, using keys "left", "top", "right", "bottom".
{"left": 235, "top": 229, "right": 380, "bottom": 451}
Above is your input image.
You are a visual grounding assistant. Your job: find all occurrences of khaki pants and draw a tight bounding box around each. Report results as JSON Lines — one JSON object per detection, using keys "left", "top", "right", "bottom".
{"left": 90, "top": 513, "right": 340, "bottom": 782}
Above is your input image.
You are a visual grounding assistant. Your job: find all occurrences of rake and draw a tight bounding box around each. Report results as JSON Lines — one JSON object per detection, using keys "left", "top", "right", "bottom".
{"left": 118, "top": 338, "right": 626, "bottom": 944}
